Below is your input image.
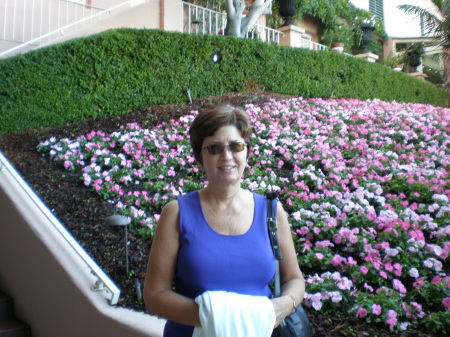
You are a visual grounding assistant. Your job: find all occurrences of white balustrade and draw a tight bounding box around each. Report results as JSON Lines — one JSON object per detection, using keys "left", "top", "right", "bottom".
{"left": 182, "top": 2, "right": 283, "bottom": 45}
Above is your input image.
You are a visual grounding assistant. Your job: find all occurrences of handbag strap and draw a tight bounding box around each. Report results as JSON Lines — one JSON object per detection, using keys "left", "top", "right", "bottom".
{"left": 266, "top": 191, "right": 282, "bottom": 298}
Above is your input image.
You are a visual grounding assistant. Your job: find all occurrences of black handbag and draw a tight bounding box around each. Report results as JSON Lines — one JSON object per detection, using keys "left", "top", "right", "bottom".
{"left": 266, "top": 192, "right": 313, "bottom": 337}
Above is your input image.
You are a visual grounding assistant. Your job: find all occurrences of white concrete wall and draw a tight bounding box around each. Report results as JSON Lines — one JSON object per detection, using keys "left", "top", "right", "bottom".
{"left": 0, "top": 156, "right": 165, "bottom": 337}
{"left": 1, "top": 0, "right": 183, "bottom": 57}
{"left": 38, "top": 0, "right": 165, "bottom": 48}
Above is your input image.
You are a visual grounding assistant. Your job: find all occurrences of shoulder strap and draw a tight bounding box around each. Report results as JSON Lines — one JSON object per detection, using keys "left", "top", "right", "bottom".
{"left": 267, "top": 196, "right": 282, "bottom": 261}
{"left": 266, "top": 191, "right": 282, "bottom": 298}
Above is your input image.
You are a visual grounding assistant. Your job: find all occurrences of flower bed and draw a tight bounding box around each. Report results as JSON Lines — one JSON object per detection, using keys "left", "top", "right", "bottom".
{"left": 37, "top": 97, "right": 450, "bottom": 334}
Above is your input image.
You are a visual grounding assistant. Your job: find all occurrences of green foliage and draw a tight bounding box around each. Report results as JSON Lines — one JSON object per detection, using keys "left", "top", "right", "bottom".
{"left": 319, "top": 22, "right": 354, "bottom": 51}
{"left": 424, "top": 66, "right": 445, "bottom": 85}
{"left": 382, "top": 51, "right": 405, "bottom": 68}
{"left": 0, "top": 29, "right": 448, "bottom": 136}
{"left": 269, "top": 0, "right": 386, "bottom": 55}
{"left": 295, "top": 0, "right": 359, "bottom": 27}
{"left": 402, "top": 42, "right": 427, "bottom": 67}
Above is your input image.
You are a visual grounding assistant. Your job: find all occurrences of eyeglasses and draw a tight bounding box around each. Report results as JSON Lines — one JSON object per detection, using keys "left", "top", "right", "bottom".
{"left": 202, "top": 142, "right": 247, "bottom": 155}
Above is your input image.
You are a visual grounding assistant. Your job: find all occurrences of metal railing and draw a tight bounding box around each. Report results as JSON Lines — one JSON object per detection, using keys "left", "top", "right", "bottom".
{"left": 0, "top": 151, "right": 121, "bottom": 305}
{"left": 182, "top": 1, "right": 283, "bottom": 44}
{"left": 0, "top": 0, "right": 141, "bottom": 58}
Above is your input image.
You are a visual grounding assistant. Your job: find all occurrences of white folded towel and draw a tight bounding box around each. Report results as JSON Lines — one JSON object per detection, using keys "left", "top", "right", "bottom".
{"left": 192, "top": 291, "right": 275, "bottom": 337}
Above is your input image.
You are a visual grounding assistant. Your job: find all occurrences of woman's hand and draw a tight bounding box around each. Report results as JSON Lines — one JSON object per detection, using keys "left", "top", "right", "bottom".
{"left": 270, "top": 295, "right": 294, "bottom": 328}
{"left": 271, "top": 201, "right": 306, "bottom": 328}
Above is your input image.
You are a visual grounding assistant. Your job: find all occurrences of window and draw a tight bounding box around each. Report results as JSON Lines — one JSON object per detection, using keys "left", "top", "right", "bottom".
{"left": 369, "top": 0, "right": 384, "bottom": 21}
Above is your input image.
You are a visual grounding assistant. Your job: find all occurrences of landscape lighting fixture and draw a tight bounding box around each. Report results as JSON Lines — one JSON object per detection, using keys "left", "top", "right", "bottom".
{"left": 105, "top": 214, "right": 131, "bottom": 275}
{"left": 212, "top": 51, "right": 221, "bottom": 63}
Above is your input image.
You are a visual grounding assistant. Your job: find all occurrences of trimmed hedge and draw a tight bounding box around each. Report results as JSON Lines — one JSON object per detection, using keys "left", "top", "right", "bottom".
{"left": 0, "top": 29, "right": 448, "bottom": 136}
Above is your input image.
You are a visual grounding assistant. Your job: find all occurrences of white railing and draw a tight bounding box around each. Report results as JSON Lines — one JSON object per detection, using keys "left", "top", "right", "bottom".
{"left": 301, "top": 38, "right": 328, "bottom": 51}
{"left": 183, "top": 2, "right": 227, "bottom": 35}
{"left": 182, "top": 2, "right": 283, "bottom": 44}
{"left": 0, "top": 0, "right": 141, "bottom": 58}
{"left": 247, "top": 23, "right": 284, "bottom": 44}
{"left": 0, "top": 151, "right": 121, "bottom": 305}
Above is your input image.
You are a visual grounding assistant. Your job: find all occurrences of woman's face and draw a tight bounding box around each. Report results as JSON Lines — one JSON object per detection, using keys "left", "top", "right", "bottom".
{"left": 200, "top": 125, "right": 249, "bottom": 186}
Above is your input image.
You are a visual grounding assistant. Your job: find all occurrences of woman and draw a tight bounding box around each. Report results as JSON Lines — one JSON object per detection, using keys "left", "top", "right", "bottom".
{"left": 143, "top": 104, "right": 305, "bottom": 336}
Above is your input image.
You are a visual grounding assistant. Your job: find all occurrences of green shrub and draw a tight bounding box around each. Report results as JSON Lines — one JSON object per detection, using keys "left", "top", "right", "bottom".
{"left": 0, "top": 29, "right": 448, "bottom": 136}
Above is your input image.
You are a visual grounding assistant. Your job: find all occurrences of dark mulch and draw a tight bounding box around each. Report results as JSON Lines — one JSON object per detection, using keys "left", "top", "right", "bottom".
{"left": 0, "top": 92, "right": 437, "bottom": 337}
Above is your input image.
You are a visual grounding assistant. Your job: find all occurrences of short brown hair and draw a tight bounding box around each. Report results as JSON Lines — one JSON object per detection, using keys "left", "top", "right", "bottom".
{"left": 189, "top": 104, "right": 252, "bottom": 165}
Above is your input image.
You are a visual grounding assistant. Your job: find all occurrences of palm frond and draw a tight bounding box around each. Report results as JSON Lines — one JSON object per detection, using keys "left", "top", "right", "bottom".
{"left": 398, "top": 2, "right": 450, "bottom": 68}
{"left": 398, "top": 4, "right": 441, "bottom": 36}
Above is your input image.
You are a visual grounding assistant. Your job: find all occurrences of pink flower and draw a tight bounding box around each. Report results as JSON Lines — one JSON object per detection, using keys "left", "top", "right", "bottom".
{"left": 413, "top": 277, "right": 425, "bottom": 288}
{"left": 347, "top": 256, "right": 357, "bottom": 265}
{"left": 432, "top": 276, "right": 442, "bottom": 284}
{"left": 363, "top": 283, "right": 373, "bottom": 292}
{"left": 372, "top": 304, "right": 382, "bottom": 315}
{"left": 168, "top": 166, "right": 176, "bottom": 177}
{"left": 356, "top": 307, "right": 368, "bottom": 318}
{"left": 443, "top": 297, "right": 450, "bottom": 310}
{"left": 400, "top": 220, "right": 410, "bottom": 230}
{"left": 393, "top": 279, "right": 407, "bottom": 293}
{"left": 386, "top": 310, "right": 398, "bottom": 330}
{"left": 409, "top": 230, "right": 425, "bottom": 241}
{"left": 385, "top": 263, "right": 394, "bottom": 272}
{"left": 330, "top": 254, "right": 345, "bottom": 267}
{"left": 360, "top": 266, "right": 369, "bottom": 274}
{"left": 337, "top": 277, "right": 353, "bottom": 290}
{"left": 64, "top": 160, "right": 74, "bottom": 168}
{"left": 373, "top": 261, "right": 381, "bottom": 270}
{"left": 315, "top": 253, "right": 324, "bottom": 260}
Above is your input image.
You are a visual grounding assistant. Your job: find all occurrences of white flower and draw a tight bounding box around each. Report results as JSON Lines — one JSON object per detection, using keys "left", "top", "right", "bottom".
{"left": 427, "top": 244, "right": 443, "bottom": 257}
{"left": 408, "top": 268, "right": 419, "bottom": 278}
{"left": 385, "top": 248, "right": 399, "bottom": 257}
{"left": 330, "top": 291, "right": 343, "bottom": 303}
{"left": 432, "top": 194, "right": 449, "bottom": 203}
{"left": 423, "top": 258, "right": 443, "bottom": 272}
{"left": 400, "top": 322, "right": 410, "bottom": 331}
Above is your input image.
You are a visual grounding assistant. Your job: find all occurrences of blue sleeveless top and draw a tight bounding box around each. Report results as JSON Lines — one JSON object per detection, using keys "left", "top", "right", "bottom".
{"left": 163, "top": 191, "right": 275, "bottom": 337}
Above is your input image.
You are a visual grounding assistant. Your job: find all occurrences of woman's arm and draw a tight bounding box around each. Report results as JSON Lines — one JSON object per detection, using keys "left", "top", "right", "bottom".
{"left": 270, "top": 201, "right": 306, "bottom": 327}
{"left": 143, "top": 200, "right": 201, "bottom": 327}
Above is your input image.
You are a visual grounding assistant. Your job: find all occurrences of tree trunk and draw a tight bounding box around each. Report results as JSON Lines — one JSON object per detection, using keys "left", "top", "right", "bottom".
{"left": 225, "top": 0, "right": 273, "bottom": 38}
